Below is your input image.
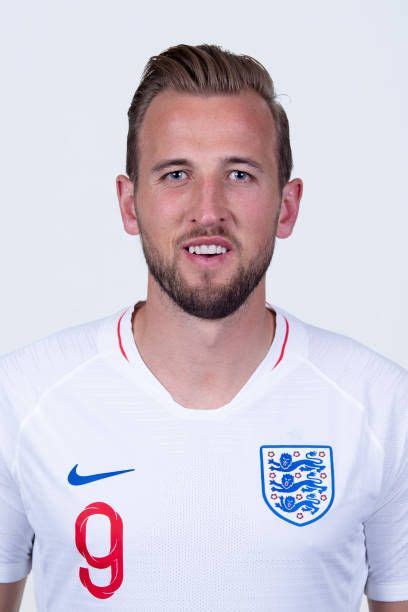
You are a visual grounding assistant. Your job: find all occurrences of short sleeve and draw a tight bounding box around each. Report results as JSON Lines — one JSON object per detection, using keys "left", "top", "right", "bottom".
{"left": 363, "top": 379, "right": 408, "bottom": 602}
{"left": 0, "top": 448, "right": 34, "bottom": 582}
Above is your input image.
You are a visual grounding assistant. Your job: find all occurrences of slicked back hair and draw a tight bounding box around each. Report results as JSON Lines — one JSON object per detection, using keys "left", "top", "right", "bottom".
{"left": 126, "top": 43, "right": 293, "bottom": 195}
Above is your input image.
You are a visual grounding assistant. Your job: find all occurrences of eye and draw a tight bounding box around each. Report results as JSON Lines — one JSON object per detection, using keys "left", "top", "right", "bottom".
{"left": 230, "top": 170, "right": 253, "bottom": 182}
{"left": 162, "top": 170, "right": 187, "bottom": 181}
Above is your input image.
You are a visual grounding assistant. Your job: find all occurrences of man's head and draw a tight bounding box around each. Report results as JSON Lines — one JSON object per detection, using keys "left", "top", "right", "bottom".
{"left": 117, "top": 44, "right": 302, "bottom": 320}
{"left": 126, "top": 43, "right": 293, "bottom": 197}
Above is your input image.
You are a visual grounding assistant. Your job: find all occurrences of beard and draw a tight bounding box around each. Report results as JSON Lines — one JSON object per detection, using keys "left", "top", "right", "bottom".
{"left": 135, "top": 211, "right": 279, "bottom": 320}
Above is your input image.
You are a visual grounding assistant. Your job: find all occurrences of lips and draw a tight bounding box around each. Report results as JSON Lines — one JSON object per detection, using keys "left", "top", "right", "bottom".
{"left": 182, "top": 247, "right": 232, "bottom": 267}
{"left": 182, "top": 236, "right": 233, "bottom": 251}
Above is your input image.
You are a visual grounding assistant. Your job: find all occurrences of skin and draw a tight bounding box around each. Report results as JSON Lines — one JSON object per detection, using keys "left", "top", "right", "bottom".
{"left": 116, "top": 88, "right": 303, "bottom": 409}
{"left": 0, "top": 578, "right": 27, "bottom": 611}
{"left": 368, "top": 603, "right": 408, "bottom": 611}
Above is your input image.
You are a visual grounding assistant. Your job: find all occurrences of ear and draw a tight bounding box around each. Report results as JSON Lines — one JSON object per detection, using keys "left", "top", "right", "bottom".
{"left": 276, "top": 178, "right": 303, "bottom": 239}
{"left": 116, "top": 174, "right": 140, "bottom": 236}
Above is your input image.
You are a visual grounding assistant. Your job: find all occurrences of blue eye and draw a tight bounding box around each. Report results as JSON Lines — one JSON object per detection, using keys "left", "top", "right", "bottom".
{"left": 163, "top": 170, "right": 187, "bottom": 181}
{"left": 231, "top": 170, "right": 252, "bottom": 181}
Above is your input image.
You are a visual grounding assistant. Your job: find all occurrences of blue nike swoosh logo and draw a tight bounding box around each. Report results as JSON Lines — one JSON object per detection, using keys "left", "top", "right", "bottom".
{"left": 68, "top": 464, "right": 135, "bottom": 486}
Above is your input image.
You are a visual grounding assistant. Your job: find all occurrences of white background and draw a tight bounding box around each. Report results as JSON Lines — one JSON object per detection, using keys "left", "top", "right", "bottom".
{"left": 0, "top": 1, "right": 406, "bottom": 610}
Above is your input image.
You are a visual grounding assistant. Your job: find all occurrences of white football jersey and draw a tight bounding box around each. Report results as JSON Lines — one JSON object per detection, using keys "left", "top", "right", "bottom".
{"left": 0, "top": 299, "right": 407, "bottom": 611}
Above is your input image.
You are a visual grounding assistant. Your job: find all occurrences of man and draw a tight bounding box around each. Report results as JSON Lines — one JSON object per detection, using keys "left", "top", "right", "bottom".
{"left": 0, "top": 43, "right": 407, "bottom": 612}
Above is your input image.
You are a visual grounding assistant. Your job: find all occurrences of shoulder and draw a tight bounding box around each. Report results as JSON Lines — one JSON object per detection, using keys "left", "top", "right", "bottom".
{"left": 0, "top": 311, "right": 114, "bottom": 461}
{"left": 0, "top": 314, "right": 106, "bottom": 399}
{"left": 298, "top": 314, "right": 407, "bottom": 396}
{"left": 283, "top": 308, "right": 408, "bottom": 445}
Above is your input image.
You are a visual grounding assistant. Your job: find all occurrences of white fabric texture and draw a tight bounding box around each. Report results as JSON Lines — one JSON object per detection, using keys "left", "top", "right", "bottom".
{"left": 0, "top": 299, "right": 406, "bottom": 611}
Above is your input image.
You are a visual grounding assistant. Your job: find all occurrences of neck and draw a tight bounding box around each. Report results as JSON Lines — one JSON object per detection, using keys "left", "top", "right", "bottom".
{"left": 131, "top": 279, "right": 276, "bottom": 409}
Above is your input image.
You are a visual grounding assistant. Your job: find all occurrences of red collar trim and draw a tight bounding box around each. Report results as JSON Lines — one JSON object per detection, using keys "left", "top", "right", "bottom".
{"left": 272, "top": 316, "right": 289, "bottom": 369}
{"left": 117, "top": 309, "right": 289, "bottom": 369}
{"left": 117, "top": 309, "right": 129, "bottom": 362}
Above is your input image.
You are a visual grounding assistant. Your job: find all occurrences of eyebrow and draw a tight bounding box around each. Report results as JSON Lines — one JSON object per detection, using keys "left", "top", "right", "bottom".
{"left": 151, "top": 156, "right": 264, "bottom": 175}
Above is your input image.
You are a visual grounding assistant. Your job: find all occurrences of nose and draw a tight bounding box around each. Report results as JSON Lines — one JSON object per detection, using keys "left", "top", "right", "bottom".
{"left": 189, "top": 176, "right": 230, "bottom": 226}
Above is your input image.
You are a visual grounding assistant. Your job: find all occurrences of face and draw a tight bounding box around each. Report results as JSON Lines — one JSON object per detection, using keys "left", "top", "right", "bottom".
{"left": 117, "top": 89, "right": 302, "bottom": 320}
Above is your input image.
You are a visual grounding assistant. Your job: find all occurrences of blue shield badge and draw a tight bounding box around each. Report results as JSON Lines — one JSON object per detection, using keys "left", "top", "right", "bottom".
{"left": 260, "top": 445, "right": 335, "bottom": 526}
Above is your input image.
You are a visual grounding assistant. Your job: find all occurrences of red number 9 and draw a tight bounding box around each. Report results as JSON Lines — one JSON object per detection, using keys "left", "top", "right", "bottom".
{"left": 75, "top": 501, "right": 123, "bottom": 599}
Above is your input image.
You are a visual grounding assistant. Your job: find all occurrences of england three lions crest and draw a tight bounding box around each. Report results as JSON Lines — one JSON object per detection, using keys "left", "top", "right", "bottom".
{"left": 260, "top": 445, "right": 335, "bottom": 526}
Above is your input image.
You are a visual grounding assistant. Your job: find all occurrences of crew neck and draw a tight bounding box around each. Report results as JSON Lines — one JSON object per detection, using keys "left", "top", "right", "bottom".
{"left": 109, "top": 299, "right": 295, "bottom": 419}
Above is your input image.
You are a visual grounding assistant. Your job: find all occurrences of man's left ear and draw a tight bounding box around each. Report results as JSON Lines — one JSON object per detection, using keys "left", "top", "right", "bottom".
{"left": 276, "top": 178, "right": 303, "bottom": 239}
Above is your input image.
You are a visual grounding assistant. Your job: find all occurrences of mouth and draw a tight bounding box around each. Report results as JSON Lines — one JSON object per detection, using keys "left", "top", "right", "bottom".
{"left": 182, "top": 246, "right": 233, "bottom": 267}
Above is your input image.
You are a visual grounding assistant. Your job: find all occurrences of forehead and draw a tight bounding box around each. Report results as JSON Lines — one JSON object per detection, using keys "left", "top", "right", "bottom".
{"left": 137, "top": 88, "right": 277, "bottom": 164}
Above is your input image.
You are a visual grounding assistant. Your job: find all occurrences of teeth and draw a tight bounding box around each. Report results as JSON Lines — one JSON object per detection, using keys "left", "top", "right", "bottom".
{"left": 188, "top": 244, "right": 227, "bottom": 255}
